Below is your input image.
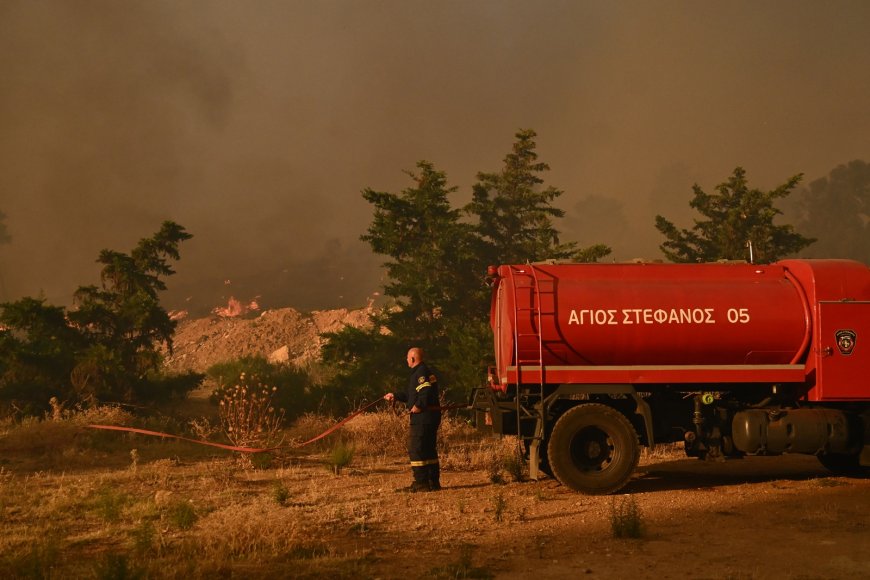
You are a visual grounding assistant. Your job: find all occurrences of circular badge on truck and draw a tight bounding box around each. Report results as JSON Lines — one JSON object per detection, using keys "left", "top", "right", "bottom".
{"left": 835, "top": 329, "right": 856, "bottom": 355}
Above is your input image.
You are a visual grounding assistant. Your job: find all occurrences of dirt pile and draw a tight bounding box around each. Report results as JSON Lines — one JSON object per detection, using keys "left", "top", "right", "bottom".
{"left": 162, "top": 305, "right": 373, "bottom": 373}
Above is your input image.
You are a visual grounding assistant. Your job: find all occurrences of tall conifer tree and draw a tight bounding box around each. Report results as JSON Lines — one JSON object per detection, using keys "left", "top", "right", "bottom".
{"left": 655, "top": 167, "right": 813, "bottom": 263}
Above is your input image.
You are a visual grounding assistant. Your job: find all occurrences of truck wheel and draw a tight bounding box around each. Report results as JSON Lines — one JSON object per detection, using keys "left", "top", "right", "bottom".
{"left": 548, "top": 403, "right": 640, "bottom": 494}
{"left": 818, "top": 452, "right": 869, "bottom": 476}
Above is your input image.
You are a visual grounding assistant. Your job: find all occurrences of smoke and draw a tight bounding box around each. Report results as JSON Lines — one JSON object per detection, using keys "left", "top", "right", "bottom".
{"left": 2, "top": 1, "right": 869, "bottom": 308}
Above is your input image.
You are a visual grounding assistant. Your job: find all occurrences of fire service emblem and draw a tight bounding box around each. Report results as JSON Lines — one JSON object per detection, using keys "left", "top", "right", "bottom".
{"left": 835, "top": 329, "right": 856, "bottom": 356}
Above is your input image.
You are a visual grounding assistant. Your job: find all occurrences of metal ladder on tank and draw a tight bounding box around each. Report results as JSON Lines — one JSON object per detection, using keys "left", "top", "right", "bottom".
{"left": 507, "top": 263, "right": 555, "bottom": 479}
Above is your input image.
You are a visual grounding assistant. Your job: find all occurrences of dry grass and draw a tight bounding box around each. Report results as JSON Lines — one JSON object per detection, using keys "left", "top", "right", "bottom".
{"left": 194, "top": 496, "right": 308, "bottom": 557}
{"left": 639, "top": 442, "right": 685, "bottom": 465}
{"left": 5, "top": 407, "right": 838, "bottom": 578}
{"left": 0, "top": 407, "right": 505, "bottom": 577}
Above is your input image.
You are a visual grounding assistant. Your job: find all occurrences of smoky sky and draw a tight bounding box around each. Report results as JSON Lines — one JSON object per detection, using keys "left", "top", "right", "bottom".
{"left": 1, "top": 1, "right": 869, "bottom": 313}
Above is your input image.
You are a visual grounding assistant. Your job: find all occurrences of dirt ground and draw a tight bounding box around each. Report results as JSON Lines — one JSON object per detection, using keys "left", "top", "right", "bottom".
{"left": 2, "top": 432, "right": 869, "bottom": 579}
{"left": 330, "top": 453, "right": 870, "bottom": 579}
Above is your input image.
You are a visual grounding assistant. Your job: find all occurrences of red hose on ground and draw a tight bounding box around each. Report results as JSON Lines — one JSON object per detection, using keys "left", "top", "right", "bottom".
{"left": 86, "top": 399, "right": 468, "bottom": 454}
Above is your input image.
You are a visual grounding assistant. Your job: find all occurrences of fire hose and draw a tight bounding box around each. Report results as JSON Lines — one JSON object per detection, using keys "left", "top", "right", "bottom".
{"left": 86, "top": 400, "right": 468, "bottom": 454}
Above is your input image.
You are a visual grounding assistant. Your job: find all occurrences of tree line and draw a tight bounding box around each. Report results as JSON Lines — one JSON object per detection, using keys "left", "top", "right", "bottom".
{"left": 0, "top": 222, "right": 202, "bottom": 414}
{"left": 321, "top": 131, "right": 825, "bottom": 403}
{"left": 0, "top": 132, "right": 867, "bottom": 414}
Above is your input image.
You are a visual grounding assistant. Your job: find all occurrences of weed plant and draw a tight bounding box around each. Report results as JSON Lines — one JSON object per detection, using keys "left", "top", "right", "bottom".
{"left": 491, "top": 492, "right": 507, "bottom": 523}
{"left": 167, "top": 500, "right": 198, "bottom": 530}
{"left": 487, "top": 464, "right": 505, "bottom": 484}
{"left": 326, "top": 440, "right": 355, "bottom": 475}
{"left": 428, "top": 544, "right": 494, "bottom": 579}
{"left": 218, "top": 376, "right": 286, "bottom": 449}
{"left": 610, "top": 495, "right": 644, "bottom": 539}
{"left": 502, "top": 444, "right": 525, "bottom": 482}
{"left": 272, "top": 482, "right": 291, "bottom": 506}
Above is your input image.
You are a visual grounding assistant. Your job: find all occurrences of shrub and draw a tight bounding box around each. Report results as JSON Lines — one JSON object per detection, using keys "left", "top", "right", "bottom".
{"left": 208, "top": 357, "right": 312, "bottom": 420}
{"left": 610, "top": 495, "right": 644, "bottom": 539}
{"left": 131, "top": 520, "right": 156, "bottom": 554}
{"left": 167, "top": 500, "right": 198, "bottom": 530}
{"left": 326, "top": 440, "right": 356, "bottom": 475}
{"left": 429, "top": 544, "right": 494, "bottom": 579}
{"left": 501, "top": 444, "right": 525, "bottom": 482}
{"left": 284, "top": 412, "right": 332, "bottom": 452}
{"left": 218, "top": 377, "right": 286, "bottom": 449}
{"left": 272, "top": 482, "right": 291, "bottom": 506}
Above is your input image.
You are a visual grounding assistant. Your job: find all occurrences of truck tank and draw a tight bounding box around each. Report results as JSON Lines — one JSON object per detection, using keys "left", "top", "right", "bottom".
{"left": 492, "top": 261, "right": 840, "bottom": 378}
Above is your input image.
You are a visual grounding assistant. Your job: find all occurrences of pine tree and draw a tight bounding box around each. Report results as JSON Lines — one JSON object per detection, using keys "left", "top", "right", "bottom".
{"left": 0, "top": 221, "right": 200, "bottom": 410}
{"left": 324, "top": 162, "right": 484, "bottom": 400}
{"left": 361, "top": 161, "right": 479, "bottom": 334}
{"left": 323, "top": 131, "right": 612, "bottom": 405}
{"left": 68, "top": 221, "right": 193, "bottom": 401}
{"left": 655, "top": 167, "right": 814, "bottom": 263}
{"left": 466, "top": 129, "right": 610, "bottom": 265}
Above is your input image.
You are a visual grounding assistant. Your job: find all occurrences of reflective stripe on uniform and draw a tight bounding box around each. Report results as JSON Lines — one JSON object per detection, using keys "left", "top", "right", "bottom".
{"left": 415, "top": 382, "right": 431, "bottom": 392}
{"left": 409, "top": 459, "right": 440, "bottom": 467}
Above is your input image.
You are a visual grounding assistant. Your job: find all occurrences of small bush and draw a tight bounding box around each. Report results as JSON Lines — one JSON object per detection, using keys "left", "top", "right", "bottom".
{"left": 428, "top": 544, "right": 494, "bottom": 579}
{"left": 167, "top": 500, "right": 198, "bottom": 530}
{"left": 487, "top": 464, "right": 505, "bottom": 484}
{"left": 208, "top": 357, "right": 312, "bottom": 421}
{"left": 486, "top": 443, "right": 526, "bottom": 484}
{"left": 287, "top": 413, "right": 334, "bottom": 450}
{"left": 272, "top": 482, "right": 291, "bottom": 506}
{"left": 502, "top": 444, "right": 525, "bottom": 482}
{"left": 610, "top": 495, "right": 644, "bottom": 539}
{"left": 218, "top": 377, "right": 286, "bottom": 449}
{"left": 326, "top": 440, "right": 355, "bottom": 475}
{"left": 250, "top": 452, "right": 274, "bottom": 470}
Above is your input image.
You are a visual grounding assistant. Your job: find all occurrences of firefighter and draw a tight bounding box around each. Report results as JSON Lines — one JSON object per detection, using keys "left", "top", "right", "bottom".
{"left": 384, "top": 347, "right": 442, "bottom": 492}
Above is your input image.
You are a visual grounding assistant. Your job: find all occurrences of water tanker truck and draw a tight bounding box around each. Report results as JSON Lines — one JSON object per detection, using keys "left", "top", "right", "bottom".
{"left": 470, "top": 259, "right": 870, "bottom": 494}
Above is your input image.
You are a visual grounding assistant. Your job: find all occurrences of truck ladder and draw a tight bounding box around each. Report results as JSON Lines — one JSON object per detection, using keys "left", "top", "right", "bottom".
{"left": 506, "top": 264, "right": 556, "bottom": 478}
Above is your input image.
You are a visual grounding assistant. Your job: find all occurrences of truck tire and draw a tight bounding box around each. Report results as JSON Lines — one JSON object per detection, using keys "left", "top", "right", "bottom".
{"left": 548, "top": 403, "right": 640, "bottom": 494}
{"left": 817, "top": 452, "right": 869, "bottom": 476}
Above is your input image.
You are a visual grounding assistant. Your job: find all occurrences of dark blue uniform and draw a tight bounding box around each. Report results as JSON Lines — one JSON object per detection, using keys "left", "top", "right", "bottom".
{"left": 393, "top": 361, "right": 441, "bottom": 489}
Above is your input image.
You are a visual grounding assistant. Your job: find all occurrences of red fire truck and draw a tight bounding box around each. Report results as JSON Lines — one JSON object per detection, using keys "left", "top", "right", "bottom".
{"left": 471, "top": 259, "right": 870, "bottom": 494}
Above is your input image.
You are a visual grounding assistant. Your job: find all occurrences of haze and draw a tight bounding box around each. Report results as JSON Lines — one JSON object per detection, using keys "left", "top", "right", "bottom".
{"left": 2, "top": 1, "right": 869, "bottom": 314}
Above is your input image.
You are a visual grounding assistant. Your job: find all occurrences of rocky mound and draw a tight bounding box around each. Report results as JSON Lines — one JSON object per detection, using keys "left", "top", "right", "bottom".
{"left": 162, "top": 305, "right": 373, "bottom": 374}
